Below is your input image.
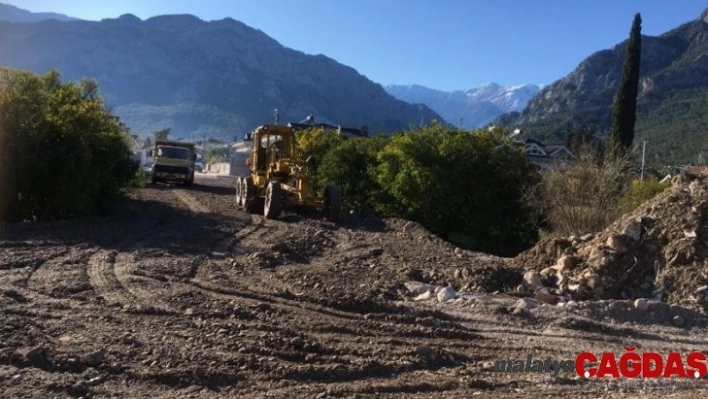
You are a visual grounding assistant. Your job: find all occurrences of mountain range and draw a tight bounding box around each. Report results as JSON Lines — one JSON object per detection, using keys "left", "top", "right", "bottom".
{"left": 0, "top": 3, "right": 78, "bottom": 23}
{"left": 385, "top": 83, "right": 541, "bottom": 129}
{"left": 495, "top": 9, "right": 708, "bottom": 165}
{"left": 0, "top": 4, "right": 442, "bottom": 141}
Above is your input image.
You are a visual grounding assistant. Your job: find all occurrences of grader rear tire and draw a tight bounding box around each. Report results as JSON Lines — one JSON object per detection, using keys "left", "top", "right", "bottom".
{"left": 264, "top": 181, "right": 282, "bottom": 220}
{"left": 323, "top": 184, "right": 341, "bottom": 222}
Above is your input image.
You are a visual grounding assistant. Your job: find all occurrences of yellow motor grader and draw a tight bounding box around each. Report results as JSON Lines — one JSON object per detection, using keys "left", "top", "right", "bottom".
{"left": 234, "top": 124, "right": 341, "bottom": 221}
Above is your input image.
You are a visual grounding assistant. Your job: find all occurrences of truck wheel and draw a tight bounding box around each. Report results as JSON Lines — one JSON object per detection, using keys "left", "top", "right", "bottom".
{"left": 323, "top": 184, "right": 341, "bottom": 222}
{"left": 235, "top": 177, "right": 243, "bottom": 208}
{"left": 185, "top": 173, "right": 194, "bottom": 186}
{"left": 264, "top": 181, "right": 282, "bottom": 220}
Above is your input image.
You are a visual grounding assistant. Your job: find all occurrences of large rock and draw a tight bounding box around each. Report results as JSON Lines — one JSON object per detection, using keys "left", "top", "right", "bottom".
{"left": 622, "top": 220, "right": 642, "bottom": 241}
{"left": 522, "top": 271, "right": 543, "bottom": 291}
{"left": 606, "top": 235, "right": 627, "bottom": 254}
{"left": 437, "top": 286, "right": 456, "bottom": 302}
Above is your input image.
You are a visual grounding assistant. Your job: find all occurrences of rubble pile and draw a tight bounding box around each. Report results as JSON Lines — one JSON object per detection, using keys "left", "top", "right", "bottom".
{"left": 510, "top": 170, "right": 708, "bottom": 311}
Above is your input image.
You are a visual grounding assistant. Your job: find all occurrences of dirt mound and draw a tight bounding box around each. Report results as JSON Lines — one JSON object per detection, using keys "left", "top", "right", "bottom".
{"left": 510, "top": 171, "right": 708, "bottom": 311}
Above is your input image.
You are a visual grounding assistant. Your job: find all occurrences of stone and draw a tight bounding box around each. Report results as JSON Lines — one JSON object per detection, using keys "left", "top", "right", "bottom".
{"left": 580, "top": 233, "right": 594, "bottom": 242}
{"left": 511, "top": 306, "right": 527, "bottom": 316}
{"left": 522, "top": 271, "right": 543, "bottom": 291}
{"left": 403, "top": 221, "right": 418, "bottom": 233}
{"left": 555, "top": 255, "right": 577, "bottom": 271}
{"left": 534, "top": 289, "right": 558, "bottom": 305}
{"left": 606, "top": 235, "right": 627, "bottom": 254}
{"left": 404, "top": 281, "right": 432, "bottom": 296}
{"left": 684, "top": 229, "right": 697, "bottom": 238}
{"left": 290, "top": 336, "right": 304, "bottom": 347}
{"left": 672, "top": 315, "right": 685, "bottom": 327}
{"left": 514, "top": 297, "right": 537, "bottom": 310}
{"left": 453, "top": 268, "right": 462, "bottom": 280}
{"left": 461, "top": 267, "right": 472, "bottom": 280}
{"left": 633, "top": 298, "right": 649, "bottom": 311}
{"left": 540, "top": 267, "right": 557, "bottom": 278}
{"left": 413, "top": 291, "right": 432, "bottom": 301}
{"left": 415, "top": 345, "right": 434, "bottom": 358}
{"left": 83, "top": 351, "right": 105, "bottom": 367}
{"left": 622, "top": 220, "right": 642, "bottom": 241}
{"left": 437, "top": 286, "right": 456, "bottom": 302}
{"left": 24, "top": 346, "right": 48, "bottom": 359}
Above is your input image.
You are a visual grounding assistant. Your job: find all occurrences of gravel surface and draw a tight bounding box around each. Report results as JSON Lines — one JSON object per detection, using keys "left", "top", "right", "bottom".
{"left": 1, "top": 175, "right": 708, "bottom": 398}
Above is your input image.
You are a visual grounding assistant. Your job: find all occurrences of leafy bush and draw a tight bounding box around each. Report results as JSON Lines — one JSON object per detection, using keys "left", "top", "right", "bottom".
{"left": 288, "top": 123, "right": 540, "bottom": 256}
{"left": 317, "top": 135, "right": 389, "bottom": 209}
{"left": 619, "top": 176, "right": 670, "bottom": 213}
{"left": 0, "top": 68, "right": 138, "bottom": 222}
{"left": 294, "top": 127, "right": 345, "bottom": 194}
{"left": 373, "top": 123, "right": 539, "bottom": 256}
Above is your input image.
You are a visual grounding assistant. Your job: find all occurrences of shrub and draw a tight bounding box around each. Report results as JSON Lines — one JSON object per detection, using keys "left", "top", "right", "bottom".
{"left": 317, "top": 135, "right": 389, "bottom": 210}
{"left": 294, "top": 127, "right": 344, "bottom": 194}
{"left": 526, "top": 141, "right": 634, "bottom": 236}
{"left": 373, "top": 123, "right": 539, "bottom": 256}
{"left": 0, "top": 68, "right": 138, "bottom": 222}
{"left": 619, "top": 176, "right": 670, "bottom": 213}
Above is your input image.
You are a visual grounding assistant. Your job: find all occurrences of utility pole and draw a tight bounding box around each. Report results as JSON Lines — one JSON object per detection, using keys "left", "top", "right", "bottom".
{"left": 274, "top": 109, "right": 279, "bottom": 125}
{"left": 640, "top": 139, "right": 647, "bottom": 180}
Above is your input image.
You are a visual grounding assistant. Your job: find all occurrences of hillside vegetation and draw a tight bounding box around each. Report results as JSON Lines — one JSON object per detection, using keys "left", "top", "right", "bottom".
{"left": 495, "top": 10, "right": 708, "bottom": 166}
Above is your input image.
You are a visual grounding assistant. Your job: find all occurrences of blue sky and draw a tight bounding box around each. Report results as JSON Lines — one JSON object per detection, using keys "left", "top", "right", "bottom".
{"left": 8, "top": 1, "right": 708, "bottom": 91}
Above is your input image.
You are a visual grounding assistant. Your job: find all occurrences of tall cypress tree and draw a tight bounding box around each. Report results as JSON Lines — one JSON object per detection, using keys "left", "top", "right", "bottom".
{"left": 610, "top": 13, "right": 642, "bottom": 152}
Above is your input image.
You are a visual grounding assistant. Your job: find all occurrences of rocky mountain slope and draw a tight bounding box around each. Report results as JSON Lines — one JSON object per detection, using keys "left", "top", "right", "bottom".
{"left": 385, "top": 83, "right": 540, "bottom": 129}
{"left": 0, "top": 10, "right": 442, "bottom": 141}
{"left": 495, "top": 9, "right": 708, "bottom": 165}
{"left": 0, "top": 2, "right": 78, "bottom": 23}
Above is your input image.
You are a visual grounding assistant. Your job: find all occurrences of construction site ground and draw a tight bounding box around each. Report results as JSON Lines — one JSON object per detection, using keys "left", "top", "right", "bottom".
{"left": 1, "top": 175, "right": 708, "bottom": 398}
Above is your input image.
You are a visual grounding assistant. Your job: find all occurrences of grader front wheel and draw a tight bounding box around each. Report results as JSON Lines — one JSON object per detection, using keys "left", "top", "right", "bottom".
{"left": 264, "top": 181, "right": 282, "bottom": 219}
{"left": 243, "top": 176, "right": 260, "bottom": 213}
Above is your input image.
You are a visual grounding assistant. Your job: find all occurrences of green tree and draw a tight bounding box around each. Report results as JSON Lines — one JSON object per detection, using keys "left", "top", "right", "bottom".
{"left": 294, "top": 127, "right": 345, "bottom": 194}
{"left": 374, "top": 123, "right": 539, "bottom": 256}
{"left": 610, "top": 13, "right": 642, "bottom": 152}
{"left": 153, "top": 127, "right": 170, "bottom": 141}
{"left": 0, "top": 67, "right": 137, "bottom": 222}
{"left": 318, "top": 135, "right": 390, "bottom": 209}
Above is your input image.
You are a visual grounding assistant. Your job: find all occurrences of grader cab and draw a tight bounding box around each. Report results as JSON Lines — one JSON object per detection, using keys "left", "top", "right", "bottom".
{"left": 234, "top": 124, "right": 341, "bottom": 221}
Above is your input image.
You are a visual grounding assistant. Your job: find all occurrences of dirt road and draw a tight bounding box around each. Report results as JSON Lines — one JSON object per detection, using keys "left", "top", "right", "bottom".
{"left": 1, "top": 175, "right": 708, "bottom": 398}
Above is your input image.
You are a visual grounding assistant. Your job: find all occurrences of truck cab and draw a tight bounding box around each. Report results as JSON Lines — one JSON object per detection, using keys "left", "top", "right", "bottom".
{"left": 150, "top": 140, "right": 196, "bottom": 186}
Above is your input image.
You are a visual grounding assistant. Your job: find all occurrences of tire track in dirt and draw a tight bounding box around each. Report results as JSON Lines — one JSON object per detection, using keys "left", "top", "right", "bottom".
{"left": 27, "top": 247, "right": 98, "bottom": 298}
{"left": 173, "top": 189, "right": 210, "bottom": 214}
{"left": 88, "top": 189, "right": 194, "bottom": 308}
{"left": 87, "top": 249, "right": 128, "bottom": 305}
{"left": 100, "top": 188, "right": 248, "bottom": 311}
